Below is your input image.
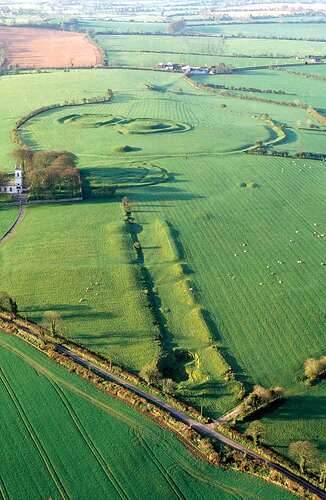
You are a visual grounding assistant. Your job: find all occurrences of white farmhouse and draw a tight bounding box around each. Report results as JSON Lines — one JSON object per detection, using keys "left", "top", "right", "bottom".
{"left": 0, "top": 165, "right": 23, "bottom": 195}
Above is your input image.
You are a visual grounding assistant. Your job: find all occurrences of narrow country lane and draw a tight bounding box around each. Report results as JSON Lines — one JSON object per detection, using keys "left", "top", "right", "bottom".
{"left": 55, "top": 344, "right": 326, "bottom": 499}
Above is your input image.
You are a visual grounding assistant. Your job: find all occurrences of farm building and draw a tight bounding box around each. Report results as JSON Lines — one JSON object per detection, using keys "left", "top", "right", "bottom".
{"left": 156, "top": 62, "right": 181, "bottom": 72}
{"left": 181, "top": 65, "right": 209, "bottom": 75}
{"left": 307, "top": 56, "right": 321, "bottom": 64}
{"left": 0, "top": 165, "right": 23, "bottom": 195}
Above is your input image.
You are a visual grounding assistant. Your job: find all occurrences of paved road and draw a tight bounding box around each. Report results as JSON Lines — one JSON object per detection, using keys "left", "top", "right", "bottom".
{"left": 0, "top": 203, "right": 25, "bottom": 245}
{"left": 56, "top": 344, "right": 326, "bottom": 499}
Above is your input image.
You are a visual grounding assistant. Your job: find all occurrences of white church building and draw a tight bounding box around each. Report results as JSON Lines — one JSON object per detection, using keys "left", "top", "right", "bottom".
{"left": 0, "top": 165, "right": 23, "bottom": 195}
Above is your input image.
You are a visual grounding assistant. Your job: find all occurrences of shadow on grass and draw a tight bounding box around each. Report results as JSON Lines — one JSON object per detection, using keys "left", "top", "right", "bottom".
{"left": 24, "top": 303, "right": 114, "bottom": 322}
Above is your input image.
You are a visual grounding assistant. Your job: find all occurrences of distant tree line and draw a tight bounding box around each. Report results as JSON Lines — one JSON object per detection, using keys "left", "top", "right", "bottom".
{"left": 167, "top": 19, "right": 186, "bottom": 34}
{"left": 206, "top": 82, "right": 292, "bottom": 95}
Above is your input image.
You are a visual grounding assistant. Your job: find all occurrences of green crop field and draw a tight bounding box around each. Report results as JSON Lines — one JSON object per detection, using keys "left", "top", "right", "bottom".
{"left": 0, "top": 332, "right": 294, "bottom": 499}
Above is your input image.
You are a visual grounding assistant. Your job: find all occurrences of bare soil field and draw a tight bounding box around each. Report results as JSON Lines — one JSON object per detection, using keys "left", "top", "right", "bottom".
{"left": 0, "top": 27, "right": 102, "bottom": 68}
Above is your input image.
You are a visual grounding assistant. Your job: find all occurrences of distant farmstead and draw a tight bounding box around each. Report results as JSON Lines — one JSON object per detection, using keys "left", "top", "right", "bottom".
{"left": 155, "top": 62, "right": 232, "bottom": 75}
{"left": 0, "top": 165, "right": 23, "bottom": 195}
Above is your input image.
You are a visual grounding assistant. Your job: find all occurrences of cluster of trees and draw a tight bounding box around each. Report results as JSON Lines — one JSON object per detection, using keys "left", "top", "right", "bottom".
{"left": 167, "top": 20, "right": 186, "bottom": 34}
{"left": 245, "top": 421, "right": 326, "bottom": 485}
{"left": 304, "top": 356, "right": 326, "bottom": 383}
{"left": 210, "top": 63, "right": 233, "bottom": 74}
{"left": 0, "top": 292, "right": 18, "bottom": 314}
{"left": 289, "top": 440, "right": 326, "bottom": 485}
{"left": 250, "top": 148, "right": 326, "bottom": 161}
{"left": 13, "top": 148, "right": 81, "bottom": 199}
{"left": 139, "top": 361, "right": 176, "bottom": 395}
{"left": 239, "top": 384, "right": 283, "bottom": 418}
{"left": 207, "top": 82, "right": 290, "bottom": 95}
{"left": 42, "top": 311, "right": 62, "bottom": 337}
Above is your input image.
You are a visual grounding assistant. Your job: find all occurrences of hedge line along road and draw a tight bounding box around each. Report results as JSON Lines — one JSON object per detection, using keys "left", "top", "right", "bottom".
{"left": 55, "top": 344, "right": 326, "bottom": 499}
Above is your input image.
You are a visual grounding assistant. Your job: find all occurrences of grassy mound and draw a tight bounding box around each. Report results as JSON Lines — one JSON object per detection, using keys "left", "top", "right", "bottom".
{"left": 240, "top": 181, "right": 259, "bottom": 188}
{"left": 154, "top": 219, "right": 181, "bottom": 262}
{"left": 59, "top": 113, "right": 127, "bottom": 128}
{"left": 114, "top": 145, "right": 142, "bottom": 153}
{"left": 118, "top": 118, "right": 192, "bottom": 135}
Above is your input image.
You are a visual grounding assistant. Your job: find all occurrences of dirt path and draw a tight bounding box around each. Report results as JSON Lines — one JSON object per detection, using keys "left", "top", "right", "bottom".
{"left": 0, "top": 204, "right": 25, "bottom": 246}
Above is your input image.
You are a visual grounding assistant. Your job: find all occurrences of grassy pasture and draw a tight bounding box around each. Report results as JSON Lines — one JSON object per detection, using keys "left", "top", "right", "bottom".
{"left": 97, "top": 34, "right": 326, "bottom": 58}
{"left": 19, "top": 95, "right": 271, "bottom": 158}
{"left": 186, "top": 22, "right": 326, "bottom": 40}
{"left": 105, "top": 50, "right": 296, "bottom": 69}
{"left": 0, "top": 68, "right": 325, "bottom": 443}
{"left": 0, "top": 69, "right": 195, "bottom": 168}
{"left": 0, "top": 332, "right": 295, "bottom": 499}
{"left": 77, "top": 18, "right": 168, "bottom": 34}
{"left": 0, "top": 202, "right": 161, "bottom": 371}
{"left": 261, "top": 382, "right": 326, "bottom": 462}
{"left": 130, "top": 154, "right": 326, "bottom": 390}
{"left": 196, "top": 69, "right": 326, "bottom": 108}
{"left": 0, "top": 206, "right": 19, "bottom": 236}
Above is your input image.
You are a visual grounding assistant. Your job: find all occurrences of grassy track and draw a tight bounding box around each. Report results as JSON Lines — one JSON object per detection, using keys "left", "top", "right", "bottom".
{"left": 0, "top": 331, "right": 294, "bottom": 499}
{"left": 0, "top": 206, "right": 19, "bottom": 237}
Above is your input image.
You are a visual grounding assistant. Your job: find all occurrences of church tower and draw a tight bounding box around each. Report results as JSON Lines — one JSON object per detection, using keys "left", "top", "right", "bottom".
{"left": 15, "top": 164, "right": 23, "bottom": 193}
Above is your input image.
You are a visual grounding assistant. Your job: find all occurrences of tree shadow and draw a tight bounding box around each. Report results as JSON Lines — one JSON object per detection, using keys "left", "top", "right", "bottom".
{"left": 128, "top": 184, "right": 205, "bottom": 203}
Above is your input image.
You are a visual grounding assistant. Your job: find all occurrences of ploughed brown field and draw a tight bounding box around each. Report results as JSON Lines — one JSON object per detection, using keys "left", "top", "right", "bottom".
{"left": 0, "top": 27, "right": 102, "bottom": 68}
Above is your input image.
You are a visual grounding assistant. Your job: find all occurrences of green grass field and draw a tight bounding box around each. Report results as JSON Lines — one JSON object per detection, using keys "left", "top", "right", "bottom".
{"left": 104, "top": 50, "right": 296, "bottom": 69}
{"left": 77, "top": 18, "right": 168, "bottom": 34}
{"left": 0, "top": 201, "right": 161, "bottom": 372}
{"left": 0, "top": 332, "right": 295, "bottom": 499}
{"left": 0, "top": 56, "right": 325, "bottom": 456}
{"left": 185, "top": 21, "right": 326, "bottom": 40}
{"left": 97, "top": 34, "right": 326, "bottom": 59}
{"left": 0, "top": 206, "right": 19, "bottom": 236}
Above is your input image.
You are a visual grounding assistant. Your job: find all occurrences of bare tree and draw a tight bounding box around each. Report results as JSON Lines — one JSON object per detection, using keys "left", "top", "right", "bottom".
{"left": 43, "top": 311, "right": 62, "bottom": 337}
{"left": 304, "top": 357, "right": 326, "bottom": 382}
{"left": 245, "top": 420, "right": 265, "bottom": 445}
{"left": 0, "top": 291, "right": 18, "bottom": 314}
{"left": 289, "top": 441, "right": 318, "bottom": 473}
{"left": 140, "top": 361, "right": 161, "bottom": 385}
{"left": 320, "top": 462, "right": 326, "bottom": 490}
{"left": 162, "top": 378, "right": 176, "bottom": 395}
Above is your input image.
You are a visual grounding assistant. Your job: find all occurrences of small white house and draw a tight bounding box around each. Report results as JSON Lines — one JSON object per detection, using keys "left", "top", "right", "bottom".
{"left": 0, "top": 165, "right": 23, "bottom": 195}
